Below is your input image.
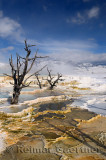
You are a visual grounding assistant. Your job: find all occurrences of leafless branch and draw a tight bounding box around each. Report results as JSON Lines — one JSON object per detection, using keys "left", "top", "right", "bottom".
{"left": 46, "top": 68, "right": 63, "bottom": 90}
{"left": 3, "top": 73, "right": 13, "bottom": 78}
{"left": 5, "top": 40, "right": 47, "bottom": 104}
{"left": 24, "top": 65, "right": 47, "bottom": 84}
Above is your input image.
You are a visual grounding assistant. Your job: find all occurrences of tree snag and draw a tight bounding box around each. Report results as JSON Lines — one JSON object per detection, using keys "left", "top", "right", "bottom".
{"left": 35, "top": 73, "right": 42, "bottom": 89}
{"left": 4, "top": 40, "right": 47, "bottom": 104}
{"left": 46, "top": 68, "right": 63, "bottom": 90}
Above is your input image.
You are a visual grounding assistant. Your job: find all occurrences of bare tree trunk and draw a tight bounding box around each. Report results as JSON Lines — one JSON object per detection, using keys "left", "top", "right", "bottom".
{"left": 36, "top": 74, "right": 42, "bottom": 89}
{"left": 4, "top": 40, "right": 47, "bottom": 104}
{"left": 46, "top": 68, "right": 63, "bottom": 90}
{"left": 11, "top": 84, "right": 21, "bottom": 104}
{"left": 11, "top": 90, "right": 20, "bottom": 104}
{"left": 48, "top": 83, "right": 54, "bottom": 90}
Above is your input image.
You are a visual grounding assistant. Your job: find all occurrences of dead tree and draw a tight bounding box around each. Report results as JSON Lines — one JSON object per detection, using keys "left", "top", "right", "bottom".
{"left": 35, "top": 73, "right": 42, "bottom": 89}
{"left": 4, "top": 40, "right": 46, "bottom": 104}
{"left": 46, "top": 68, "right": 63, "bottom": 90}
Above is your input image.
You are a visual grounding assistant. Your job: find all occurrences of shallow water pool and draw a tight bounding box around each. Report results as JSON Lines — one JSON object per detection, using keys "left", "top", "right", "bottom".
{"left": 72, "top": 95, "right": 106, "bottom": 116}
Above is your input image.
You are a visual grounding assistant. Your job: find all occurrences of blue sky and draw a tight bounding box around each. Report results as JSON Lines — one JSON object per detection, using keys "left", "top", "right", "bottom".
{"left": 0, "top": 0, "right": 106, "bottom": 73}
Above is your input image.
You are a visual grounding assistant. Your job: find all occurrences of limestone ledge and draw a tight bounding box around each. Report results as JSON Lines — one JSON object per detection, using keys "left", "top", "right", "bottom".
{"left": 0, "top": 107, "right": 34, "bottom": 118}
{"left": 0, "top": 95, "right": 70, "bottom": 118}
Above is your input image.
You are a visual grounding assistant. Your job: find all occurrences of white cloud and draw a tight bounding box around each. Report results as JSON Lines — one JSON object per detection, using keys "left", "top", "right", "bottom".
{"left": 67, "top": 6, "right": 100, "bottom": 24}
{"left": 0, "top": 62, "right": 10, "bottom": 74}
{"left": 0, "top": 46, "right": 14, "bottom": 52}
{"left": 0, "top": 46, "right": 14, "bottom": 74}
{"left": 87, "top": 7, "right": 100, "bottom": 18}
{"left": 0, "top": 46, "right": 14, "bottom": 61}
{"left": 36, "top": 39, "right": 106, "bottom": 74}
{"left": 0, "top": 10, "right": 24, "bottom": 42}
{"left": 0, "top": 62, "right": 9, "bottom": 68}
{"left": 67, "top": 12, "right": 86, "bottom": 24}
{"left": 0, "top": 62, "right": 7, "bottom": 67}
{"left": 39, "top": 39, "right": 98, "bottom": 52}
{"left": 0, "top": 39, "right": 106, "bottom": 75}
